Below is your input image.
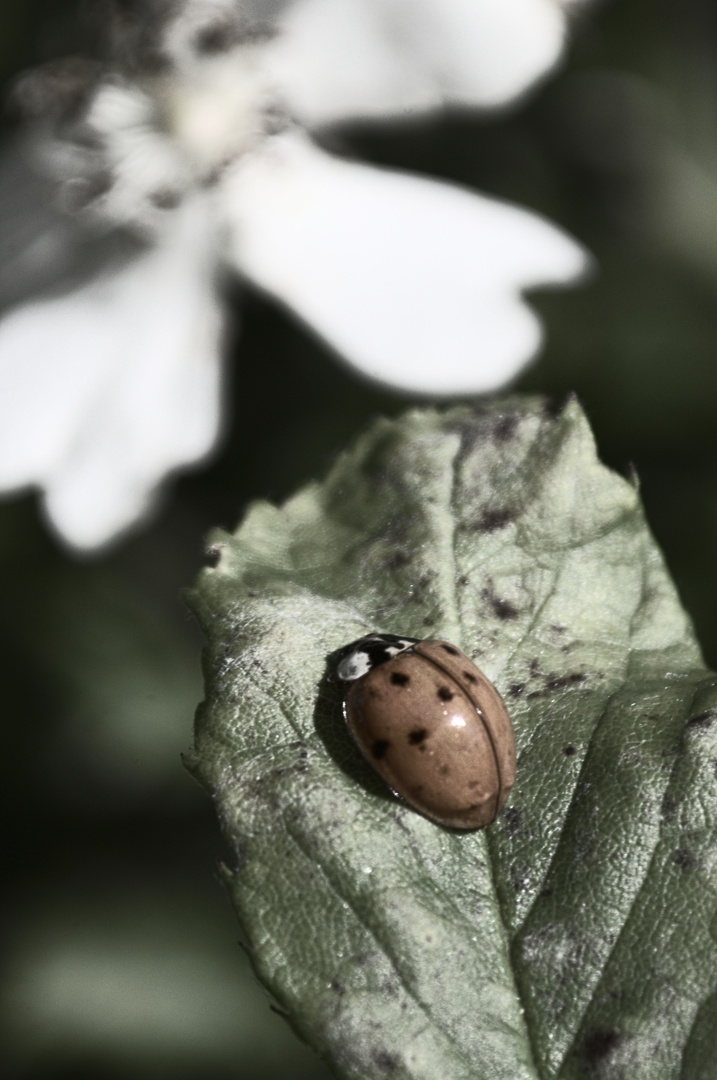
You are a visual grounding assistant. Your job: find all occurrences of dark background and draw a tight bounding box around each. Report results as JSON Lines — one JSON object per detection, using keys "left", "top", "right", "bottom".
{"left": 2, "top": 1, "right": 716, "bottom": 1077}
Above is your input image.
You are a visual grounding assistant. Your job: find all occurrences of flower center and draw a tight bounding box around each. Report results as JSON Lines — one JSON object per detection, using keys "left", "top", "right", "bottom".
{"left": 154, "top": 48, "right": 271, "bottom": 178}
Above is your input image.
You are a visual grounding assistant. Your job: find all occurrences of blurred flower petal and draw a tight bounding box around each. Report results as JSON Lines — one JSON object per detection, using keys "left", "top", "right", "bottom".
{"left": 267, "top": 0, "right": 572, "bottom": 126}
{"left": 0, "top": 197, "right": 223, "bottom": 549}
{"left": 0, "top": 0, "right": 593, "bottom": 548}
{"left": 221, "top": 131, "right": 588, "bottom": 394}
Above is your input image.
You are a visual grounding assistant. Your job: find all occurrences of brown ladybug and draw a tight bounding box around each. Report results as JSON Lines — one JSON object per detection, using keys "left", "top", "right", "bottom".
{"left": 337, "top": 634, "right": 515, "bottom": 829}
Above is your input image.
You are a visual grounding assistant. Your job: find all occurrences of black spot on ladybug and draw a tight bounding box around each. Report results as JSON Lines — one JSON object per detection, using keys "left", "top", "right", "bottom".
{"left": 441, "top": 645, "right": 459, "bottom": 656}
{"left": 438, "top": 763, "right": 451, "bottom": 776}
{"left": 578, "top": 1027, "right": 624, "bottom": 1064}
{"left": 564, "top": 745, "right": 577, "bottom": 757}
{"left": 372, "top": 740, "right": 390, "bottom": 760}
{"left": 390, "top": 671, "right": 410, "bottom": 687}
{"left": 672, "top": 847, "right": 695, "bottom": 870}
{"left": 687, "top": 711, "right": 715, "bottom": 730}
{"left": 408, "top": 728, "right": 428, "bottom": 745}
{"left": 437, "top": 686, "right": 454, "bottom": 701}
{"left": 468, "top": 779, "right": 482, "bottom": 790}
{"left": 462, "top": 670, "right": 477, "bottom": 683}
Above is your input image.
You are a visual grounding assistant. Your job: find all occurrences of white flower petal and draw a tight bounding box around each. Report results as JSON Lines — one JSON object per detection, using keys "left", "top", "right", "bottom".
{"left": 219, "top": 132, "right": 589, "bottom": 395}
{"left": 266, "top": 0, "right": 573, "bottom": 126}
{"left": 0, "top": 198, "right": 224, "bottom": 550}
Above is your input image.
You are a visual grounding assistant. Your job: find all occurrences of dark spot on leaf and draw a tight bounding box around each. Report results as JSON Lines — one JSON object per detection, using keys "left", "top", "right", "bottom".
{"left": 687, "top": 711, "right": 714, "bottom": 730}
{"left": 494, "top": 414, "right": 519, "bottom": 442}
{"left": 508, "top": 682, "right": 525, "bottom": 697}
{"left": 551, "top": 624, "right": 566, "bottom": 634}
{"left": 540, "top": 887, "right": 553, "bottom": 898}
{"left": 579, "top": 1028, "right": 624, "bottom": 1064}
{"left": 482, "top": 582, "right": 519, "bottom": 620}
{"left": 437, "top": 685, "right": 453, "bottom": 701}
{"left": 385, "top": 551, "right": 410, "bottom": 571}
{"left": 422, "top": 614, "right": 436, "bottom": 627}
{"left": 372, "top": 740, "right": 390, "bottom": 759}
{"left": 543, "top": 394, "right": 568, "bottom": 420}
{"left": 374, "top": 1050, "right": 400, "bottom": 1072}
{"left": 510, "top": 864, "right": 528, "bottom": 893}
{"left": 530, "top": 658, "right": 541, "bottom": 677}
{"left": 269, "top": 1003, "right": 290, "bottom": 1018}
{"left": 406, "top": 573, "right": 433, "bottom": 606}
{"left": 441, "top": 644, "right": 459, "bottom": 656}
{"left": 472, "top": 507, "right": 518, "bottom": 533}
{"left": 458, "top": 575, "right": 470, "bottom": 586}
{"left": 390, "top": 671, "right": 410, "bottom": 687}
{"left": 661, "top": 794, "right": 677, "bottom": 822}
{"left": 502, "top": 806, "right": 523, "bottom": 837}
{"left": 546, "top": 672, "right": 587, "bottom": 691}
{"left": 408, "top": 728, "right": 428, "bottom": 745}
{"left": 672, "top": 848, "right": 695, "bottom": 870}
{"left": 205, "top": 545, "right": 221, "bottom": 568}
{"left": 331, "top": 980, "right": 345, "bottom": 996}
{"left": 564, "top": 745, "right": 577, "bottom": 757}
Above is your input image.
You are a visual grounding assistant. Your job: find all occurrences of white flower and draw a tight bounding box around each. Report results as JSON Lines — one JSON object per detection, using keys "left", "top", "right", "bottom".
{"left": 0, "top": 0, "right": 590, "bottom": 550}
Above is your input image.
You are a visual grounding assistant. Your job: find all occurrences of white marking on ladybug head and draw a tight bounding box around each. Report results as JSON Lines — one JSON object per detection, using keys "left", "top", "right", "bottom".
{"left": 336, "top": 649, "right": 372, "bottom": 682}
{"left": 336, "top": 633, "right": 419, "bottom": 681}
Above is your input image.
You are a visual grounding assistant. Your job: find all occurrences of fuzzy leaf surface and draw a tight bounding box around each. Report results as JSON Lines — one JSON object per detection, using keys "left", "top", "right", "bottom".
{"left": 188, "top": 399, "right": 717, "bottom": 1080}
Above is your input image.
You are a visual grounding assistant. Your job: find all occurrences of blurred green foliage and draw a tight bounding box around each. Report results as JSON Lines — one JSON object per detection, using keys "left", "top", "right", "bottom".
{"left": 2, "top": 0, "right": 717, "bottom": 1077}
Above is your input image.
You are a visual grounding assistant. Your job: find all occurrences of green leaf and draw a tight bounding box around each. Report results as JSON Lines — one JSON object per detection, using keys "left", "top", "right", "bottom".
{"left": 188, "top": 398, "right": 717, "bottom": 1080}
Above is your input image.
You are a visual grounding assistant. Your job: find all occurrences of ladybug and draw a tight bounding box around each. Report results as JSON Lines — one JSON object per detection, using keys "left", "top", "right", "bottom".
{"left": 337, "top": 634, "right": 515, "bottom": 829}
